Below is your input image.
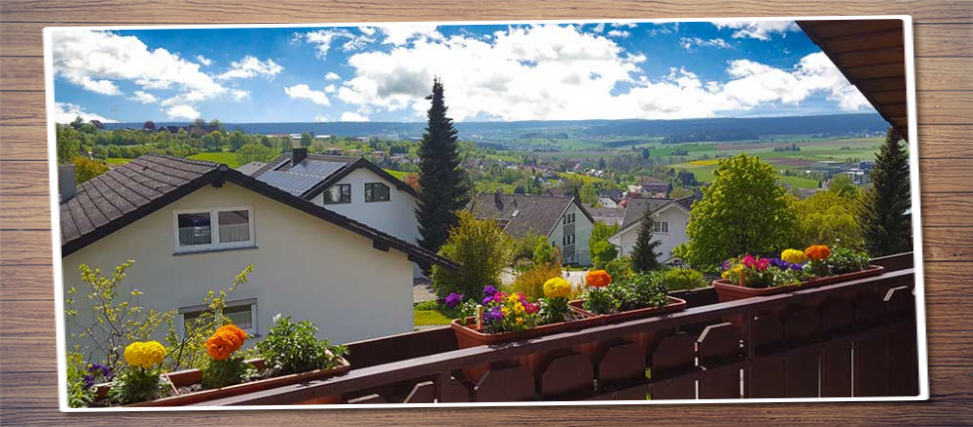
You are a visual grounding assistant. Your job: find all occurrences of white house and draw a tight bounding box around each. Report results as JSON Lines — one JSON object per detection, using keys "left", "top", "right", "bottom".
{"left": 59, "top": 154, "right": 455, "bottom": 356}
{"left": 608, "top": 196, "right": 696, "bottom": 263}
{"left": 251, "top": 148, "right": 423, "bottom": 276}
{"left": 470, "top": 192, "right": 595, "bottom": 266}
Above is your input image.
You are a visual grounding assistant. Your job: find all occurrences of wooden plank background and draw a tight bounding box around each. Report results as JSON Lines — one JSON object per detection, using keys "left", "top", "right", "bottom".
{"left": 1, "top": 1, "right": 971, "bottom": 425}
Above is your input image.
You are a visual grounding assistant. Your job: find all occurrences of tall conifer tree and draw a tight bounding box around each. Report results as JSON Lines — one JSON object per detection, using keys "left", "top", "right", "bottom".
{"left": 416, "top": 78, "right": 471, "bottom": 252}
{"left": 631, "top": 209, "right": 663, "bottom": 273}
{"left": 863, "top": 127, "right": 912, "bottom": 256}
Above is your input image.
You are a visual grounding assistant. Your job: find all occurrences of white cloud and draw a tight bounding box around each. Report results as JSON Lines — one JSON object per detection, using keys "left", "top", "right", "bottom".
{"left": 51, "top": 30, "right": 224, "bottom": 103}
{"left": 679, "top": 37, "right": 733, "bottom": 51}
{"left": 166, "top": 104, "right": 201, "bottom": 120}
{"left": 129, "top": 90, "right": 158, "bottom": 104}
{"left": 314, "top": 115, "right": 330, "bottom": 122}
{"left": 300, "top": 28, "right": 375, "bottom": 59}
{"left": 52, "top": 102, "right": 116, "bottom": 123}
{"left": 284, "top": 84, "right": 330, "bottom": 106}
{"left": 379, "top": 24, "right": 442, "bottom": 45}
{"left": 358, "top": 26, "right": 376, "bottom": 36}
{"left": 712, "top": 21, "right": 800, "bottom": 41}
{"left": 648, "top": 22, "right": 680, "bottom": 37}
{"left": 325, "top": 72, "right": 341, "bottom": 81}
{"left": 231, "top": 89, "right": 250, "bottom": 100}
{"left": 606, "top": 30, "right": 630, "bottom": 38}
{"left": 335, "top": 24, "right": 869, "bottom": 121}
{"left": 611, "top": 23, "right": 638, "bottom": 29}
{"left": 196, "top": 55, "right": 213, "bottom": 66}
{"left": 340, "top": 112, "right": 370, "bottom": 122}
{"left": 324, "top": 84, "right": 337, "bottom": 94}
{"left": 591, "top": 23, "right": 605, "bottom": 33}
{"left": 217, "top": 56, "right": 283, "bottom": 80}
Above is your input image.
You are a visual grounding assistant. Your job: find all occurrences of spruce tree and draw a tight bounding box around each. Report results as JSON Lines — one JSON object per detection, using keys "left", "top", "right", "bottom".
{"left": 863, "top": 127, "right": 912, "bottom": 256}
{"left": 631, "top": 208, "right": 662, "bottom": 273}
{"left": 415, "top": 78, "right": 471, "bottom": 253}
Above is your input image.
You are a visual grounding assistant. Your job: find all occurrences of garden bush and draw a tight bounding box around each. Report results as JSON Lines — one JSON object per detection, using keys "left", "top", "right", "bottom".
{"left": 662, "top": 268, "right": 708, "bottom": 291}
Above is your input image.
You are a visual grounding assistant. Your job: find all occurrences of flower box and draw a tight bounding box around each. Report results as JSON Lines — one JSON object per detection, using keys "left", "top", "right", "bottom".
{"left": 566, "top": 295, "right": 688, "bottom": 323}
{"left": 94, "top": 357, "right": 350, "bottom": 407}
{"left": 713, "top": 265, "right": 885, "bottom": 303}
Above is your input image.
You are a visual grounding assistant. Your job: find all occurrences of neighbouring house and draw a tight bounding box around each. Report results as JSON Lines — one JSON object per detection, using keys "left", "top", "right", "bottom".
{"left": 639, "top": 177, "right": 670, "bottom": 195}
{"left": 470, "top": 191, "right": 595, "bottom": 265}
{"left": 586, "top": 204, "right": 624, "bottom": 226}
{"left": 608, "top": 196, "right": 697, "bottom": 263}
{"left": 250, "top": 148, "right": 424, "bottom": 277}
{"left": 59, "top": 154, "right": 455, "bottom": 356}
{"left": 597, "top": 197, "right": 618, "bottom": 209}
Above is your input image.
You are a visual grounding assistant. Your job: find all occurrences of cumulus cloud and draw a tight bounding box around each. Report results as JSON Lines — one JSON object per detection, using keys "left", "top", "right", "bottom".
{"left": 196, "top": 55, "right": 213, "bottom": 66}
{"left": 217, "top": 56, "right": 283, "bottom": 80}
{"left": 166, "top": 104, "right": 201, "bottom": 120}
{"left": 591, "top": 23, "right": 606, "bottom": 33}
{"left": 325, "top": 72, "right": 341, "bottom": 80}
{"left": 606, "top": 30, "right": 630, "bottom": 38}
{"left": 284, "top": 84, "right": 330, "bottom": 106}
{"left": 712, "top": 21, "right": 800, "bottom": 41}
{"left": 300, "top": 28, "right": 375, "bottom": 59}
{"left": 679, "top": 37, "right": 733, "bottom": 51}
{"left": 333, "top": 24, "right": 869, "bottom": 121}
{"left": 340, "top": 112, "right": 370, "bottom": 122}
{"left": 52, "top": 30, "right": 224, "bottom": 102}
{"left": 378, "top": 24, "right": 441, "bottom": 45}
{"left": 230, "top": 89, "right": 250, "bottom": 100}
{"left": 129, "top": 90, "right": 158, "bottom": 104}
{"left": 324, "top": 84, "right": 337, "bottom": 94}
{"left": 52, "top": 102, "right": 116, "bottom": 123}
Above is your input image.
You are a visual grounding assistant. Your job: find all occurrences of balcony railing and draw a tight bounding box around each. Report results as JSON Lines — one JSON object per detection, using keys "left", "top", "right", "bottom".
{"left": 198, "top": 253, "right": 919, "bottom": 406}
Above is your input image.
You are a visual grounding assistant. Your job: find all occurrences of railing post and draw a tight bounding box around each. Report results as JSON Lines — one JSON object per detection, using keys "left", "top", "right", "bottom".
{"left": 742, "top": 309, "right": 755, "bottom": 398}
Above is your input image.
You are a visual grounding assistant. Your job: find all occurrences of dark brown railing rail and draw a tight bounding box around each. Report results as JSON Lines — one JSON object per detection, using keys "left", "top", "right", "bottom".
{"left": 199, "top": 252, "right": 920, "bottom": 405}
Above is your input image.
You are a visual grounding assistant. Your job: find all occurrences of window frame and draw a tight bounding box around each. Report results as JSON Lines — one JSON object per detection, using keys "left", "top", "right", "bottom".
{"left": 322, "top": 183, "right": 352, "bottom": 205}
{"left": 653, "top": 220, "right": 670, "bottom": 234}
{"left": 179, "top": 298, "right": 258, "bottom": 336}
{"left": 364, "top": 182, "right": 391, "bottom": 203}
{"left": 173, "top": 206, "right": 255, "bottom": 253}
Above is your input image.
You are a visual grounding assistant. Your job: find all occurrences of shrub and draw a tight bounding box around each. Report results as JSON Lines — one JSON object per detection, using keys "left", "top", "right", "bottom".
{"left": 532, "top": 240, "right": 560, "bottom": 267}
{"left": 431, "top": 211, "right": 513, "bottom": 300}
{"left": 614, "top": 273, "right": 669, "bottom": 311}
{"left": 591, "top": 240, "right": 618, "bottom": 270}
{"left": 255, "top": 315, "right": 347, "bottom": 376}
{"left": 604, "top": 256, "right": 633, "bottom": 283}
{"left": 73, "top": 156, "right": 109, "bottom": 184}
{"left": 662, "top": 268, "right": 708, "bottom": 291}
{"left": 413, "top": 300, "right": 441, "bottom": 311}
{"left": 510, "top": 261, "right": 564, "bottom": 300}
{"left": 512, "top": 233, "right": 546, "bottom": 265}
{"left": 827, "top": 247, "right": 871, "bottom": 275}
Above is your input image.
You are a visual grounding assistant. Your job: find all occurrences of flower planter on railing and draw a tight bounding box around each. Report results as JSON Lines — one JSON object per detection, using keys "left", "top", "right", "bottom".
{"left": 567, "top": 296, "right": 688, "bottom": 323}
{"left": 451, "top": 314, "right": 601, "bottom": 349}
{"left": 713, "top": 265, "right": 885, "bottom": 302}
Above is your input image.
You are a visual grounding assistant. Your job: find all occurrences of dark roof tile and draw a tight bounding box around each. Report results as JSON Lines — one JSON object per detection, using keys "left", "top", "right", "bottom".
{"left": 470, "top": 193, "right": 591, "bottom": 238}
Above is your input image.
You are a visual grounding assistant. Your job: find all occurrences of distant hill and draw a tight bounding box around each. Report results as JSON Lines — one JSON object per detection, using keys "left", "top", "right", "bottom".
{"left": 106, "top": 113, "right": 889, "bottom": 143}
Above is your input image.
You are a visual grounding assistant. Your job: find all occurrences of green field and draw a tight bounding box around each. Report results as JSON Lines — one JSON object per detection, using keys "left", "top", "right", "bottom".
{"left": 105, "top": 158, "right": 132, "bottom": 165}
{"left": 384, "top": 169, "right": 410, "bottom": 179}
{"left": 189, "top": 152, "right": 244, "bottom": 168}
{"left": 413, "top": 310, "right": 453, "bottom": 326}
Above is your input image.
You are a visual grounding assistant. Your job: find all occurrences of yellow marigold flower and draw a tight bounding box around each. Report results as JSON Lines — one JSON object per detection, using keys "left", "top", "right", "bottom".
{"left": 543, "top": 277, "right": 572, "bottom": 298}
{"left": 507, "top": 294, "right": 520, "bottom": 304}
{"left": 124, "top": 341, "right": 166, "bottom": 368}
{"left": 781, "top": 249, "right": 808, "bottom": 264}
{"left": 502, "top": 307, "right": 510, "bottom": 316}
{"left": 516, "top": 317, "right": 524, "bottom": 325}
{"left": 205, "top": 324, "right": 248, "bottom": 361}
{"left": 585, "top": 270, "right": 612, "bottom": 288}
{"left": 805, "top": 245, "right": 831, "bottom": 261}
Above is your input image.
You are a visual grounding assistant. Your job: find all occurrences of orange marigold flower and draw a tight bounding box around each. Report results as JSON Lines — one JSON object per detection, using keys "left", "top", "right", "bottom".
{"left": 205, "top": 324, "right": 248, "bottom": 361}
{"left": 805, "top": 245, "right": 831, "bottom": 261}
{"left": 585, "top": 270, "right": 612, "bottom": 288}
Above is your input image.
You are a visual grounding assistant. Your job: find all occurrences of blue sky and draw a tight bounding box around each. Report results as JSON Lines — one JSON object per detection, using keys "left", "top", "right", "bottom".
{"left": 50, "top": 21, "right": 875, "bottom": 124}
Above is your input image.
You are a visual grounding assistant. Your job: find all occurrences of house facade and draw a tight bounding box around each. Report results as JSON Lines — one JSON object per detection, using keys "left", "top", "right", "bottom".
{"left": 470, "top": 192, "right": 595, "bottom": 266}
{"left": 608, "top": 196, "right": 695, "bottom": 263}
{"left": 59, "top": 155, "right": 454, "bottom": 356}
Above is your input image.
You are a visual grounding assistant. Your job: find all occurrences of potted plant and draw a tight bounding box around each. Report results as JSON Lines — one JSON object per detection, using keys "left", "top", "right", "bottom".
{"left": 106, "top": 341, "right": 172, "bottom": 405}
{"left": 569, "top": 270, "right": 688, "bottom": 323}
{"left": 127, "top": 317, "right": 350, "bottom": 407}
{"left": 713, "top": 246, "right": 884, "bottom": 302}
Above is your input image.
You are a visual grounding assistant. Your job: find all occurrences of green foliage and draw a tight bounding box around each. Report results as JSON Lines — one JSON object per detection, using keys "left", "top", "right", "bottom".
{"left": 794, "top": 190, "right": 864, "bottom": 249}
{"left": 661, "top": 268, "right": 707, "bottom": 291}
{"left": 679, "top": 154, "right": 797, "bottom": 269}
{"left": 66, "top": 352, "right": 97, "bottom": 408}
{"left": 413, "top": 300, "right": 441, "bottom": 311}
{"left": 605, "top": 256, "right": 633, "bottom": 283}
{"left": 510, "top": 261, "right": 565, "bottom": 301}
{"left": 255, "top": 315, "right": 348, "bottom": 376}
{"left": 201, "top": 356, "right": 249, "bottom": 389}
{"left": 614, "top": 273, "right": 669, "bottom": 311}
{"left": 228, "top": 130, "right": 247, "bottom": 151}
{"left": 581, "top": 287, "right": 620, "bottom": 315}
{"left": 827, "top": 247, "right": 871, "bottom": 275}
{"left": 532, "top": 240, "right": 560, "bottom": 267}
{"left": 300, "top": 132, "right": 313, "bottom": 148}
{"left": 432, "top": 212, "right": 512, "bottom": 299}
{"left": 236, "top": 142, "right": 278, "bottom": 164}
{"left": 416, "top": 79, "right": 472, "bottom": 252}
{"left": 631, "top": 210, "right": 662, "bottom": 273}
{"left": 828, "top": 174, "right": 860, "bottom": 199}
{"left": 72, "top": 156, "right": 110, "bottom": 184}
{"left": 539, "top": 297, "right": 571, "bottom": 325}
{"left": 108, "top": 366, "right": 169, "bottom": 405}
{"left": 57, "top": 125, "right": 83, "bottom": 164}
{"left": 511, "top": 233, "right": 546, "bottom": 265}
{"left": 588, "top": 222, "right": 620, "bottom": 269}
{"left": 863, "top": 127, "right": 912, "bottom": 256}
{"left": 579, "top": 182, "right": 597, "bottom": 204}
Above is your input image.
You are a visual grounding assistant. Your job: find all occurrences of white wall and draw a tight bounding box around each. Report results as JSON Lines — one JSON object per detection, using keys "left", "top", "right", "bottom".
{"left": 63, "top": 182, "right": 415, "bottom": 360}
{"left": 549, "top": 202, "right": 594, "bottom": 266}
{"left": 609, "top": 205, "right": 689, "bottom": 262}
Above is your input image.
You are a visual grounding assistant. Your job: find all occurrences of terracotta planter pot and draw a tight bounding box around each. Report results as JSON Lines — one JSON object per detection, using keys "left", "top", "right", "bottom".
{"left": 567, "top": 296, "right": 688, "bottom": 362}
{"left": 114, "top": 357, "right": 350, "bottom": 407}
{"left": 713, "top": 265, "right": 885, "bottom": 303}
{"left": 451, "top": 313, "right": 601, "bottom": 382}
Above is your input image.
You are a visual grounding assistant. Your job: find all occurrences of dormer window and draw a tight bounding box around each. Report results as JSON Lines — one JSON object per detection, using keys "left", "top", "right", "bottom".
{"left": 323, "top": 184, "right": 351, "bottom": 204}
{"left": 174, "top": 207, "right": 254, "bottom": 253}
{"left": 365, "top": 182, "right": 390, "bottom": 202}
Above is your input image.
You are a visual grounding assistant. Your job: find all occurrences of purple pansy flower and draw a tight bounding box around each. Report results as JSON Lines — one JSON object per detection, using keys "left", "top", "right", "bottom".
{"left": 483, "top": 306, "right": 504, "bottom": 324}
{"left": 81, "top": 374, "right": 94, "bottom": 390}
{"left": 444, "top": 292, "right": 463, "bottom": 309}
{"left": 483, "top": 285, "right": 498, "bottom": 297}
{"left": 88, "top": 362, "right": 111, "bottom": 379}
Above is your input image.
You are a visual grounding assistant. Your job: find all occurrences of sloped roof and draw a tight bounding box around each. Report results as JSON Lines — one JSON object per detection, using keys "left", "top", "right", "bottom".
{"left": 620, "top": 195, "right": 698, "bottom": 230}
{"left": 253, "top": 153, "right": 418, "bottom": 200}
{"left": 59, "top": 154, "right": 456, "bottom": 269}
{"left": 469, "top": 192, "right": 593, "bottom": 238}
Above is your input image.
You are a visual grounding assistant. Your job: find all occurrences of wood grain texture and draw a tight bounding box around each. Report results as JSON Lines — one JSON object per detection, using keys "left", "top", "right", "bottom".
{"left": 1, "top": 1, "right": 972, "bottom": 425}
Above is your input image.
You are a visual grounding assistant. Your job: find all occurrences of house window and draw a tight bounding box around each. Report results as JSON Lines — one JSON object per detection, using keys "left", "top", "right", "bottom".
{"left": 365, "top": 182, "right": 390, "bottom": 202}
{"left": 563, "top": 234, "right": 575, "bottom": 245}
{"left": 563, "top": 212, "right": 576, "bottom": 224}
{"left": 181, "top": 299, "right": 257, "bottom": 335}
{"left": 322, "top": 184, "right": 351, "bottom": 204}
{"left": 174, "top": 207, "right": 254, "bottom": 253}
{"left": 653, "top": 221, "right": 669, "bottom": 234}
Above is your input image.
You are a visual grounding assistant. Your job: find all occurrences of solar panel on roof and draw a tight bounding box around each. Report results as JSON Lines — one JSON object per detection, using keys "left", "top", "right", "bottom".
{"left": 256, "top": 171, "right": 324, "bottom": 196}
{"left": 288, "top": 160, "right": 347, "bottom": 178}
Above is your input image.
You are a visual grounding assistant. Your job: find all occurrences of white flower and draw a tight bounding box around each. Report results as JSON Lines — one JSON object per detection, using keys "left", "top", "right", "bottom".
{"left": 272, "top": 313, "right": 282, "bottom": 324}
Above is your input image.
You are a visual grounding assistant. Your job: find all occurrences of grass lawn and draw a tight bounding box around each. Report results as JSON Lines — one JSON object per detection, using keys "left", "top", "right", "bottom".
{"left": 105, "top": 158, "right": 132, "bottom": 165}
{"left": 190, "top": 151, "right": 243, "bottom": 168}
{"left": 384, "top": 169, "right": 410, "bottom": 180}
{"left": 413, "top": 309, "right": 454, "bottom": 326}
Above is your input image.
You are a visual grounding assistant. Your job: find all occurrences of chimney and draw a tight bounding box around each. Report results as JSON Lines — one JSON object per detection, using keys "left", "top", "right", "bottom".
{"left": 292, "top": 147, "right": 308, "bottom": 165}
{"left": 58, "top": 164, "right": 77, "bottom": 202}
{"left": 494, "top": 188, "right": 504, "bottom": 210}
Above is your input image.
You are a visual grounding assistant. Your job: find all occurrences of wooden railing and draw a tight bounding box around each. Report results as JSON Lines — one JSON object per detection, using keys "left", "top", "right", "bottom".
{"left": 200, "top": 252, "right": 920, "bottom": 405}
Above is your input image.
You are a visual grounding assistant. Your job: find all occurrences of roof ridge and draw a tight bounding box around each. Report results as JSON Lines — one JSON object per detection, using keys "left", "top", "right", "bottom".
{"left": 143, "top": 152, "right": 223, "bottom": 168}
